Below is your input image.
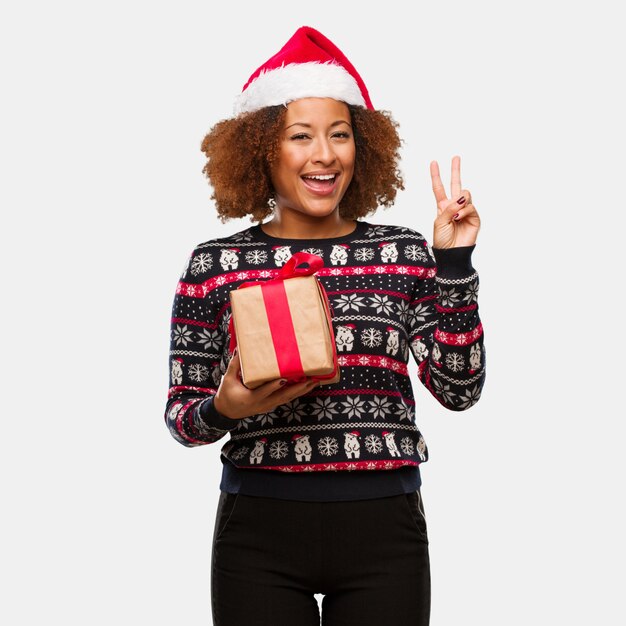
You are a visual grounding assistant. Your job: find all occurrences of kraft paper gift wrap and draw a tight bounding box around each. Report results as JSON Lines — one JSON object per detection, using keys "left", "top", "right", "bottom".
{"left": 228, "top": 252, "right": 341, "bottom": 390}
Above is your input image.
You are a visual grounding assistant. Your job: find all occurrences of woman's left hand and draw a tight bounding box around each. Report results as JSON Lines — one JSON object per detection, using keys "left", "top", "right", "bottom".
{"left": 430, "top": 155, "right": 481, "bottom": 249}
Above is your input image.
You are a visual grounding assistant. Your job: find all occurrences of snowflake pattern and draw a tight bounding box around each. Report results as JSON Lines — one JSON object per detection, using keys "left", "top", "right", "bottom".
{"left": 233, "top": 416, "right": 255, "bottom": 431}
{"left": 196, "top": 328, "right": 223, "bottom": 352}
{"left": 334, "top": 293, "right": 368, "bottom": 313}
{"left": 188, "top": 363, "right": 209, "bottom": 382}
{"left": 341, "top": 396, "right": 367, "bottom": 419}
{"left": 400, "top": 436, "right": 415, "bottom": 455}
{"left": 245, "top": 249, "right": 268, "bottom": 265}
{"left": 190, "top": 253, "right": 213, "bottom": 275}
{"left": 364, "top": 434, "right": 383, "bottom": 454}
{"left": 367, "top": 395, "right": 395, "bottom": 419}
{"left": 230, "top": 230, "right": 255, "bottom": 243}
{"left": 253, "top": 412, "right": 277, "bottom": 428}
{"left": 231, "top": 446, "right": 249, "bottom": 460}
{"left": 404, "top": 244, "right": 428, "bottom": 262}
{"left": 395, "top": 300, "right": 411, "bottom": 324}
{"left": 457, "top": 384, "right": 482, "bottom": 409}
{"left": 361, "top": 327, "right": 383, "bottom": 347}
{"left": 395, "top": 399, "right": 414, "bottom": 422}
{"left": 432, "top": 377, "right": 458, "bottom": 404}
{"left": 280, "top": 399, "right": 307, "bottom": 424}
{"left": 354, "top": 247, "right": 375, "bottom": 262}
{"left": 220, "top": 311, "right": 232, "bottom": 335}
{"left": 269, "top": 440, "right": 289, "bottom": 459}
{"left": 301, "top": 247, "right": 324, "bottom": 257}
{"left": 369, "top": 294, "right": 395, "bottom": 316}
{"left": 445, "top": 352, "right": 465, "bottom": 372}
{"left": 365, "top": 225, "right": 394, "bottom": 238}
{"left": 439, "top": 287, "right": 462, "bottom": 307}
{"left": 172, "top": 324, "right": 193, "bottom": 347}
{"left": 408, "top": 302, "right": 432, "bottom": 325}
{"left": 462, "top": 281, "right": 479, "bottom": 304}
{"left": 310, "top": 397, "right": 341, "bottom": 421}
{"left": 318, "top": 436, "right": 339, "bottom": 456}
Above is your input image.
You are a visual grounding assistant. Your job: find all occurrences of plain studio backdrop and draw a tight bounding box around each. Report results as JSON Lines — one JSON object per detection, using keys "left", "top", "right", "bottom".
{"left": 1, "top": 1, "right": 624, "bottom": 624}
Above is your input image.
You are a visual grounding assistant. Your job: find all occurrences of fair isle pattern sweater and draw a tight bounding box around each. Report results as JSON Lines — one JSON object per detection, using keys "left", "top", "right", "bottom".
{"left": 164, "top": 220, "right": 486, "bottom": 496}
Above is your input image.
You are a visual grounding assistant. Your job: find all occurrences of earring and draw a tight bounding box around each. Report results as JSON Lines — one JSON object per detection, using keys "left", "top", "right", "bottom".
{"left": 267, "top": 196, "right": 276, "bottom": 210}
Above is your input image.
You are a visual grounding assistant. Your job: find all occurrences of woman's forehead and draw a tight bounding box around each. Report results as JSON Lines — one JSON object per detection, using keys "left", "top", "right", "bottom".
{"left": 283, "top": 97, "right": 351, "bottom": 125}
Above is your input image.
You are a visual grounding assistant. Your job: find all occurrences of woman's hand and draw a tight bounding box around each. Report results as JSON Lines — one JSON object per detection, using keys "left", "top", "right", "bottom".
{"left": 213, "top": 348, "right": 320, "bottom": 420}
{"left": 430, "top": 155, "right": 481, "bottom": 249}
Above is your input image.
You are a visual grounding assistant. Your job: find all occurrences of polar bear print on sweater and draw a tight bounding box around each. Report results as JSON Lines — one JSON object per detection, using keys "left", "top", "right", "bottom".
{"left": 272, "top": 245, "right": 292, "bottom": 266}
{"left": 335, "top": 324, "right": 356, "bottom": 352}
{"left": 249, "top": 438, "right": 267, "bottom": 465}
{"left": 432, "top": 343, "right": 442, "bottom": 368}
{"left": 329, "top": 244, "right": 349, "bottom": 265}
{"left": 292, "top": 434, "right": 312, "bottom": 462}
{"left": 416, "top": 435, "right": 427, "bottom": 461}
{"left": 410, "top": 336, "right": 429, "bottom": 362}
{"left": 343, "top": 431, "right": 361, "bottom": 459}
{"left": 382, "top": 431, "right": 401, "bottom": 457}
{"left": 469, "top": 343, "right": 482, "bottom": 373}
{"left": 171, "top": 358, "right": 183, "bottom": 385}
{"left": 385, "top": 327, "right": 400, "bottom": 356}
{"left": 379, "top": 241, "right": 398, "bottom": 263}
{"left": 220, "top": 248, "right": 240, "bottom": 271}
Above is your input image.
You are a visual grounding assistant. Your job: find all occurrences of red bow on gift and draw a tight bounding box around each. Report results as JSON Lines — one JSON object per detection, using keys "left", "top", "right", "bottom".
{"left": 227, "top": 252, "right": 339, "bottom": 385}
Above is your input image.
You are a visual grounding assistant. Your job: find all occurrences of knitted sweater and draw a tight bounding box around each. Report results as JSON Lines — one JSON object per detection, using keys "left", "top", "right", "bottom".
{"left": 164, "top": 220, "right": 486, "bottom": 501}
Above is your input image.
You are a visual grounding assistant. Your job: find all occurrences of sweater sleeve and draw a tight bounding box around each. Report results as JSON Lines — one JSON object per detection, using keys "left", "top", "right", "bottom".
{"left": 407, "top": 241, "right": 486, "bottom": 411}
{"left": 164, "top": 246, "right": 239, "bottom": 447}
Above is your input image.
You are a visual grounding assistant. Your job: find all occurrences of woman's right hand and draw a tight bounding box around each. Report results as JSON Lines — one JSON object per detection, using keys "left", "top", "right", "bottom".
{"left": 213, "top": 348, "right": 320, "bottom": 420}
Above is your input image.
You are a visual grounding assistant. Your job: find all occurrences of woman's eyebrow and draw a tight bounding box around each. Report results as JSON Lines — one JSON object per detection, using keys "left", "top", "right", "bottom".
{"left": 285, "top": 120, "right": 352, "bottom": 130}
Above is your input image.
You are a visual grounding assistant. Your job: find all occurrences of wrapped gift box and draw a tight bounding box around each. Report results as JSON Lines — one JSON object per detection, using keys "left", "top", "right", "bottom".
{"left": 228, "top": 252, "right": 340, "bottom": 390}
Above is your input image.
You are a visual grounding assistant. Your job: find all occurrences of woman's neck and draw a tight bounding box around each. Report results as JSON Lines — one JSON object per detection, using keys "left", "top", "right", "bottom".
{"left": 261, "top": 211, "right": 357, "bottom": 240}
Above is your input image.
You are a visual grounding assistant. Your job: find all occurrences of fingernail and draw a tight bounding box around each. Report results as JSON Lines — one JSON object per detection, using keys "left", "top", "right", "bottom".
{"left": 280, "top": 379, "right": 287, "bottom": 385}
{"left": 453, "top": 213, "right": 460, "bottom": 220}
{"left": 457, "top": 196, "right": 466, "bottom": 204}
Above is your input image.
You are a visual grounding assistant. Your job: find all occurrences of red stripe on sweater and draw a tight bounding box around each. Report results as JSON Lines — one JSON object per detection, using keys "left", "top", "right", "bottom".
{"left": 434, "top": 322, "right": 483, "bottom": 346}
{"left": 238, "top": 459, "right": 422, "bottom": 472}
{"left": 336, "top": 353, "right": 409, "bottom": 376}
{"left": 176, "top": 264, "right": 437, "bottom": 299}
{"left": 435, "top": 302, "right": 478, "bottom": 314}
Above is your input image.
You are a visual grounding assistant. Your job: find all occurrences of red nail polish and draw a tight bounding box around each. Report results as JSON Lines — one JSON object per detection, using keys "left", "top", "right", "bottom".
{"left": 453, "top": 213, "right": 460, "bottom": 220}
{"left": 457, "top": 196, "right": 466, "bottom": 204}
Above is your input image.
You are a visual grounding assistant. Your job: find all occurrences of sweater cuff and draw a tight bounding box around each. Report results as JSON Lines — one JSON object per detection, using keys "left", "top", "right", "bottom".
{"left": 432, "top": 244, "right": 476, "bottom": 279}
{"left": 199, "top": 396, "right": 239, "bottom": 431}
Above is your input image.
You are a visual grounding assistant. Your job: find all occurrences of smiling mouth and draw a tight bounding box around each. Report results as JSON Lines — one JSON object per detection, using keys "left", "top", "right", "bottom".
{"left": 301, "top": 174, "right": 339, "bottom": 194}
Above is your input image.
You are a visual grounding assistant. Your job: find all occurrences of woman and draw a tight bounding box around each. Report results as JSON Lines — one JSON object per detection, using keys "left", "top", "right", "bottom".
{"left": 165, "top": 26, "right": 485, "bottom": 626}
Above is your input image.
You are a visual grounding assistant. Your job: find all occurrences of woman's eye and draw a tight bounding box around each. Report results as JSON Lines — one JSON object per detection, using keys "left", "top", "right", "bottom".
{"left": 333, "top": 132, "right": 350, "bottom": 139}
{"left": 290, "top": 134, "right": 309, "bottom": 140}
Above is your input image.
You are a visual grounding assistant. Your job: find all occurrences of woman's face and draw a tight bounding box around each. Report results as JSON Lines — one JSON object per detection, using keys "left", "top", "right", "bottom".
{"left": 270, "top": 97, "right": 355, "bottom": 217}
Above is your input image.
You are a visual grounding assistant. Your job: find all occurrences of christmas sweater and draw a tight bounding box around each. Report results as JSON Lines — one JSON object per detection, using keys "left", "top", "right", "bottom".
{"left": 164, "top": 219, "right": 486, "bottom": 500}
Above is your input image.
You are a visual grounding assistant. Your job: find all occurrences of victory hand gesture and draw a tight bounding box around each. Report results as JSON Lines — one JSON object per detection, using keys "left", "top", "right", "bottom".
{"left": 431, "top": 156, "right": 481, "bottom": 249}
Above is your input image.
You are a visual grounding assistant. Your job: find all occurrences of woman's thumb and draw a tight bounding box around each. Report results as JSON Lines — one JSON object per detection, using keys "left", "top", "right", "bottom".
{"left": 227, "top": 348, "right": 239, "bottom": 372}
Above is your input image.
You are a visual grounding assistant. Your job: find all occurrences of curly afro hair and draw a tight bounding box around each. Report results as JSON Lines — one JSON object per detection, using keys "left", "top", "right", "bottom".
{"left": 200, "top": 104, "right": 404, "bottom": 224}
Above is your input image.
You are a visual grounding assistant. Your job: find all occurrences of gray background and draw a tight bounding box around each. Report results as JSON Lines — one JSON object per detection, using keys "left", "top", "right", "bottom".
{"left": 2, "top": 0, "right": 624, "bottom": 624}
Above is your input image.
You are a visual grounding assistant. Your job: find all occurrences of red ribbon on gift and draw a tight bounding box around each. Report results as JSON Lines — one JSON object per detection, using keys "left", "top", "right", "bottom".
{"left": 228, "top": 252, "right": 339, "bottom": 384}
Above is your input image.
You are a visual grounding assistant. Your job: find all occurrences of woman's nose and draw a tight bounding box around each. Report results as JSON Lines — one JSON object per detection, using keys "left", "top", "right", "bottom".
{"left": 311, "top": 138, "right": 335, "bottom": 164}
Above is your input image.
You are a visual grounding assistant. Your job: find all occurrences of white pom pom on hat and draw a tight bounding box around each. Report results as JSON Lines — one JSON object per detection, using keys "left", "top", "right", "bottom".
{"left": 233, "top": 25, "right": 374, "bottom": 116}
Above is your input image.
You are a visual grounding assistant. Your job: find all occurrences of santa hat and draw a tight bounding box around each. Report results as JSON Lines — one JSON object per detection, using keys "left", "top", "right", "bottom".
{"left": 233, "top": 26, "right": 374, "bottom": 116}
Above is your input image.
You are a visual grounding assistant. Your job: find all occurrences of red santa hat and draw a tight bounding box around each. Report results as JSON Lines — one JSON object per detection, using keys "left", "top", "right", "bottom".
{"left": 233, "top": 26, "right": 374, "bottom": 116}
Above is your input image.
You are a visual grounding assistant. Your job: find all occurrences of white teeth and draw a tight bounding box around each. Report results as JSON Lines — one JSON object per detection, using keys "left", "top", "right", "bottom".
{"left": 303, "top": 174, "right": 335, "bottom": 180}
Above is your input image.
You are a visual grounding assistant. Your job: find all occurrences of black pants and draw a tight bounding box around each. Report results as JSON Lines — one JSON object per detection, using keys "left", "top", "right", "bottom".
{"left": 210, "top": 489, "right": 431, "bottom": 625}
